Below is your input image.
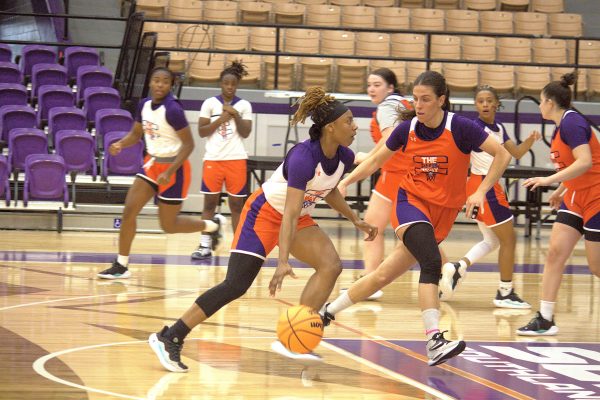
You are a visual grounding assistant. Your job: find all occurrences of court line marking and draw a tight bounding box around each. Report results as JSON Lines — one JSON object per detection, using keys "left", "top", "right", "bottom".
{"left": 320, "top": 341, "right": 454, "bottom": 400}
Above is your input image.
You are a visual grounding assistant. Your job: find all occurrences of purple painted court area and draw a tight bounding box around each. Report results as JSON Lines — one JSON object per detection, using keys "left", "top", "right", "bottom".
{"left": 0, "top": 251, "right": 593, "bottom": 275}
{"left": 325, "top": 339, "right": 600, "bottom": 400}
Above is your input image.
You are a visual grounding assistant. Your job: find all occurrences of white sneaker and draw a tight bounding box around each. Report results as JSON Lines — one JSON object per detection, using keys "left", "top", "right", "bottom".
{"left": 439, "top": 262, "right": 466, "bottom": 301}
{"left": 270, "top": 340, "right": 323, "bottom": 366}
{"left": 426, "top": 331, "right": 466, "bottom": 366}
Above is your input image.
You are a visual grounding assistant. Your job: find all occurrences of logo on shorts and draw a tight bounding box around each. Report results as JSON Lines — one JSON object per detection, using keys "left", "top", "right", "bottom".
{"left": 413, "top": 155, "right": 448, "bottom": 181}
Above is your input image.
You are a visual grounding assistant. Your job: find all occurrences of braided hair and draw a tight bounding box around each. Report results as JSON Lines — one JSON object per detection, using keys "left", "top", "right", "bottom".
{"left": 291, "top": 87, "right": 348, "bottom": 140}
{"left": 220, "top": 60, "right": 248, "bottom": 81}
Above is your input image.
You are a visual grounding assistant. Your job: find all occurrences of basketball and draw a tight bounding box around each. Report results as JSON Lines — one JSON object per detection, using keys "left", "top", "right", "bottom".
{"left": 277, "top": 305, "right": 324, "bottom": 354}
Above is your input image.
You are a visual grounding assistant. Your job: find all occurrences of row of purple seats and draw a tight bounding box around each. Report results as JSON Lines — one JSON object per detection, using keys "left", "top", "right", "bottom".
{"left": 4, "top": 126, "right": 142, "bottom": 182}
{"left": 0, "top": 86, "right": 122, "bottom": 139}
{"left": 0, "top": 44, "right": 100, "bottom": 83}
{"left": 0, "top": 62, "right": 113, "bottom": 103}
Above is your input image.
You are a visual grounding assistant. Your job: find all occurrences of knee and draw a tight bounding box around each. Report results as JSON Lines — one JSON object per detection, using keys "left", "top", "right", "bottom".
{"left": 159, "top": 219, "right": 177, "bottom": 234}
{"left": 229, "top": 199, "right": 244, "bottom": 214}
{"left": 320, "top": 258, "right": 342, "bottom": 278}
{"left": 418, "top": 255, "right": 442, "bottom": 284}
{"left": 589, "top": 262, "right": 600, "bottom": 278}
{"left": 225, "top": 278, "right": 252, "bottom": 298}
{"left": 122, "top": 205, "right": 138, "bottom": 221}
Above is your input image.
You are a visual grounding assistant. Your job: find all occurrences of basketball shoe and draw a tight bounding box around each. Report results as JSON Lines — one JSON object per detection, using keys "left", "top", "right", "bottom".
{"left": 270, "top": 340, "right": 323, "bottom": 365}
{"left": 493, "top": 289, "right": 531, "bottom": 309}
{"left": 149, "top": 326, "right": 188, "bottom": 373}
{"left": 516, "top": 311, "right": 558, "bottom": 336}
{"left": 97, "top": 260, "right": 130, "bottom": 279}
{"left": 191, "top": 214, "right": 225, "bottom": 260}
{"left": 426, "top": 331, "right": 466, "bottom": 366}
{"left": 319, "top": 303, "right": 335, "bottom": 327}
{"left": 438, "top": 262, "right": 466, "bottom": 301}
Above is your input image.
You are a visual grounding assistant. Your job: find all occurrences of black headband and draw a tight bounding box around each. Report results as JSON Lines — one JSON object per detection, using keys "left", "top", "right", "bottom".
{"left": 315, "top": 101, "right": 349, "bottom": 128}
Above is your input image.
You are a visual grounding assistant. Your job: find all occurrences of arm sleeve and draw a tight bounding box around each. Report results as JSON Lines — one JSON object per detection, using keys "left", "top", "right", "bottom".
{"left": 376, "top": 100, "right": 401, "bottom": 131}
{"left": 165, "top": 101, "right": 189, "bottom": 131}
{"left": 385, "top": 120, "right": 411, "bottom": 151}
{"left": 199, "top": 99, "right": 212, "bottom": 119}
{"left": 560, "top": 117, "right": 592, "bottom": 149}
{"left": 283, "top": 145, "right": 317, "bottom": 191}
{"left": 339, "top": 147, "right": 355, "bottom": 174}
{"left": 238, "top": 100, "right": 253, "bottom": 120}
{"left": 135, "top": 99, "right": 145, "bottom": 123}
{"left": 452, "top": 115, "right": 489, "bottom": 154}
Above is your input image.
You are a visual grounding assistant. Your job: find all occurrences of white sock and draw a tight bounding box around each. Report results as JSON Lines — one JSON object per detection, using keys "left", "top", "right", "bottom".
{"left": 117, "top": 255, "right": 129, "bottom": 267}
{"left": 498, "top": 281, "right": 513, "bottom": 297}
{"left": 325, "top": 291, "right": 354, "bottom": 316}
{"left": 422, "top": 308, "right": 440, "bottom": 340}
{"left": 540, "top": 300, "right": 555, "bottom": 321}
{"left": 458, "top": 259, "right": 468, "bottom": 270}
{"left": 200, "top": 234, "right": 212, "bottom": 248}
{"left": 203, "top": 220, "right": 218, "bottom": 233}
{"left": 464, "top": 222, "right": 500, "bottom": 265}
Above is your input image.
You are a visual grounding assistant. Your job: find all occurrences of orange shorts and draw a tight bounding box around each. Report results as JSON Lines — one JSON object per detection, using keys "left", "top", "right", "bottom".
{"left": 558, "top": 185, "right": 600, "bottom": 235}
{"left": 391, "top": 188, "right": 460, "bottom": 243}
{"left": 373, "top": 169, "right": 404, "bottom": 203}
{"left": 231, "top": 189, "right": 317, "bottom": 259}
{"left": 137, "top": 156, "right": 190, "bottom": 201}
{"left": 466, "top": 174, "right": 513, "bottom": 227}
{"left": 201, "top": 159, "right": 247, "bottom": 197}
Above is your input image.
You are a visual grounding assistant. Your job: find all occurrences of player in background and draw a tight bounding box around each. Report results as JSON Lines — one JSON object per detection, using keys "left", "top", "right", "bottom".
{"left": 439, "top": 85, "right": 540, "bottom": 308}
{"left": 192, "top": 60, "right": 253, "bottom": 260}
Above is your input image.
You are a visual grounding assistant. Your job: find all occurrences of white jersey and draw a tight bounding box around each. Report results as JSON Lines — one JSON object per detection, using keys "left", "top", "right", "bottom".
{"left": 201, "top": 95, "right": 252, "bottom": 161}
{"left": 470, "top": 120, "right": 509, "bottom": 175}
{"left": 140, "top": 95, "right": 187, "bottom": 158}
{"left": 262, "top": 161, "right": 346, "bottom": 216}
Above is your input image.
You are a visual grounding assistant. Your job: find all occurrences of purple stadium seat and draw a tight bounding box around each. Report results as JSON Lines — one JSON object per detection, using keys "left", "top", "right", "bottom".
{"left": 36, "top": 85, "right": 74, "bottom": 127}
{"left": 19, "top": 45, "right": 57, "bottom": 81}
{"left": 95, "top": 108, "right": 133, "bottom": 146}
{"left": 64, "top": 46, "right": 100, "bottom": 82}
{"left": 23, "top": 154, "right": 68, "bottom": 206}
{"left": 0, "top": 62, "right": 21, "bottom": 84}
{"left": 102, "top": 131, "right": 143, "bottom": 179}
{"left": 76, "top": 65, "right": 113, "bottom": 104}
{"left": 0, "top": 105, "right": 36, "bottom": 143}
{"left": 8, "top": 128, "right": 48, "bottom": 171}
{"left": 0, "top": 83, "right": 27, "bottom": 108}
{"left": 0, "top": 44, "right": 11, "bottom": 63}
{"left": 82, "top": 87, "right": 120, "bottom": 125}
{"left": 31, "top": 63, "right": 68, "bottom": 101}
{"left": 48, "top": 107, "right": 87, "bottom": 146}
{"left": 55, "top": 130, "right": 96, "bottom": 179}
{"left": 0, "top": 155, "right": 10, "bottom": 205}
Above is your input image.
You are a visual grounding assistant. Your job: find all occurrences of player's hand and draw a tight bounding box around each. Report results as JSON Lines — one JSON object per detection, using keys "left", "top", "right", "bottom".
{"left": 355, "top": 220, "right": 378, "bottom": 241}
{"left": 466, "top": 190, "right": 485, "bottom": 219}
{"left": 528, "top": 130, "right": 542, "bottom": 142}
{"left": 522, "top": 176, "right": 552, "bottom": 191}
{"left": 269, "top": 260, "right": 297, "bottom": 296}
{"left": 156, "top": 171, "right": 171, "bottom": 185}
{"left": 109, "top": 141, "right": 122, "bottom": 156}
{"left": 222, "top": 104, "right": 238, "bottom": 117}
{"left": 548, "top": 188, "right": 565, "bottom": 210}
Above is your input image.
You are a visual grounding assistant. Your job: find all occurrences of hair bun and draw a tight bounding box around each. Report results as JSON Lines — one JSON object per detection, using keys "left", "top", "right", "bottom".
{"left": 560, "top": 72, "right": 576, "bottom": 87}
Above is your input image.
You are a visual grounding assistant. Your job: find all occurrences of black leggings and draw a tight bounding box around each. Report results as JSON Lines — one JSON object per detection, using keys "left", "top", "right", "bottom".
{"left": 195, "top": 252, "right": 264, "bottom": 317}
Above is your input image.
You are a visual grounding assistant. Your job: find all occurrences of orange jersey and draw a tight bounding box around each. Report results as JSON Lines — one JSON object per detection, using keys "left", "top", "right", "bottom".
{"left": 370, "top": 114, "right": 406, "bottom": 173}
{"left": 550, "top": 110, "right": 600, "bottom": 191}
{"left": 394, "top": 113, "right": 473, "bottom": 208}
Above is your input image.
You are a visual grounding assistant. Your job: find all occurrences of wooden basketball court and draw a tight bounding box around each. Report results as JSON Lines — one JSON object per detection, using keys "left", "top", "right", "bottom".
{"left": 0, "top": 222, "right": 598, "bottom": 399}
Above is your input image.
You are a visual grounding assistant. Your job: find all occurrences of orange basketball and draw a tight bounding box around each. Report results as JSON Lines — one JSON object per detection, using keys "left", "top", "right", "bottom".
{"left": 277, "top": 305, "right": 324, "bottom": 354}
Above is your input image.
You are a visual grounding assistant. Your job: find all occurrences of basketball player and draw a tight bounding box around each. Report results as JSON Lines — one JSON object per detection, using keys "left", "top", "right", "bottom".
{"left": 97, "top": 67, "right": 222, "bottom": 279}
{"left": 324, "top": 71, "right": 512, "bottom": 366}
{"left": 191, "top": 60, "right": 253, "bottom": 260}
{"left": 439, "top": 85, "right": 540, "bottom": 308}
{"left": 149, "top": 87, "right": 378, "bottom": 372}
{"left": 340, "top": 68, "right": 411, "bottom": 301}
{"left": 517, "top": 72, "right": 600, "bottom": 335}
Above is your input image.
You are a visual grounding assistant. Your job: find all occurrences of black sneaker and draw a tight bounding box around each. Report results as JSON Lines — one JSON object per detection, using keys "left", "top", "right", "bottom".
{"left": 516, "top": 311, "right": 559, "bottom": 336}
{"left": 493, "top": 289, "right": 532, "bottom": 309}
{"left": 320, "top": 303, "right": 335, "bottom": 327}
{"left": 426, "top": 331, "right": 466, "bottom": 366}
{"left": 149, "top": 326, "right": 188, "bottom": 373}
{"left": 97, "top": 260, "right": 130, "bottom": 279}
